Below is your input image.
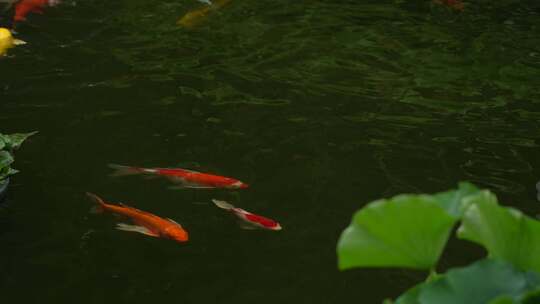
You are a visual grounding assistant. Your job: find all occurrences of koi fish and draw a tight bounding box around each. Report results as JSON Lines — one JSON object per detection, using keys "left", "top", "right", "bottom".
{"left": 13, "top": 0, "right": 59, "bottom": 22}
{"left": 86, "top": 192, "right": 189, "bottom": 242}
{"left": 433, "top": 0, "right": 464, "bottom": 11}
{"left": 177, "top": 0, "right": 231, "bottom": 28}
{"left": 14, "top": 0, "right": 46, "bottom": 22}
{"left": 109, "top": 164, "right": 249, "bottom": 189}
{"left": 0, "top": 27, "right": 26, "bottom": 56}
{"left": 212, "top": 199, "right": 282, "bottom": 231}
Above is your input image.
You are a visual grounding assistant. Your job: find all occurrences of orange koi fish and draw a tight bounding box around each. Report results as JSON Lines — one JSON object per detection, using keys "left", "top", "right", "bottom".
{"left": 109, "top": 164, "right": 249, "bottom": 189}
{"left": 213, "top": 199, "right": 282, "bottom": 231}
{"left": 13, "top": 0, "right": 59, "bottom": 22}
{"left": 14, "top": 0, "right": 46, "bottom": 22}
{"left": 86, "top": 192, "right": 189, "bottom": 242}
{"left": 177, "top": 0, "right": 232, "bottom": 28}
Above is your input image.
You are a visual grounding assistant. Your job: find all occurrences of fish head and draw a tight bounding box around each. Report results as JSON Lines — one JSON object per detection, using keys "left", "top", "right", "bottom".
{"left": 165, "top": 227, "right": 189, "bottom": 242}
{"left": 227, "top": 180, "right": 249, "bottom": 189}
{"left": 270, "top": 223, "right": 282, "bottom": 231}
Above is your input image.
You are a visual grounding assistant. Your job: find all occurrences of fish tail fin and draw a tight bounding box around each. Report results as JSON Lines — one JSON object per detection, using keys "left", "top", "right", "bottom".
{"left": 12, "top": 39, "right": 26, "bottom": 46}
{"left": 86, "top": 192, "right": 106, "bottom": 214}
{"left": 212, "top": 199, "right": 235, "bottom": 210}
{"left": 108, "top": 164, "right": 155, "bottom": 177}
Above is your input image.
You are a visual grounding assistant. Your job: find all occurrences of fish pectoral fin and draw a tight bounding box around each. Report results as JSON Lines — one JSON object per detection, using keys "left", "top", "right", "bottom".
{"left": 237, "top": 220, "right": 258, "bottom": 230}
{"left": 168, "top": 185, "right": 187, "bottom": 190}
{"left": 116, "top": 223, "right": 159, "bottom": 237}
{"left": 168, "top": 184, "right": 214, "bottom": 190}
{"left": 182, "top": 185, "right": 215, "bottom": 189}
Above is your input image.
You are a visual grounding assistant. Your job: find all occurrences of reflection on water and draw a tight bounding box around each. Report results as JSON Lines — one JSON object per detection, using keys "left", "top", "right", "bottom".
{"left": 1, "top": 0, "right": 540, "bottom": 303}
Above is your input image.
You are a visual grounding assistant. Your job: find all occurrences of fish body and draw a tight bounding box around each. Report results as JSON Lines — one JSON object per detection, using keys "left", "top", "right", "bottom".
{"left": 109, "top": 164, "right": 249, "bottom": 189}
{"left": 177, "top": 0, "right": 231, "bottom": 28}
{"left": 213, "top": 199, "right": 282, "bottom": 231}
{"left": 0, "top": 27, "right": 26, "bottom": 56}
{"left": 13, "top": 0, "right": 57, "bottom": 22}
{"left": 86, "top": 192, "right": 188, "bottom": 242}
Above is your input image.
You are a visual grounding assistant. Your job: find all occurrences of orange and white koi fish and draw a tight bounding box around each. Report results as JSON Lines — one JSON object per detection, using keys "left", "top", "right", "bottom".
{"left": 109, "top": 164, "right": 249, "bottom": 189}
{"left": 86, "top": 192, "right": 188, "bottom": 242}
{"left": 212, "top": 199, "right": 282, "bottom": 231}
{"left": 177, "top": 0, "right": 232, "bottom": 28}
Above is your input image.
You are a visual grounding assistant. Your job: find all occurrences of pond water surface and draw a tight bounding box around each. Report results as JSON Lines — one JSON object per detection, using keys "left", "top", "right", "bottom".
{"left": 1, "top": 0, "right": 540, "bottom": 303}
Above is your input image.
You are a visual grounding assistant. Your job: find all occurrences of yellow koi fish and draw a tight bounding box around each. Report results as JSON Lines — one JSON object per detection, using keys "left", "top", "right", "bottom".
{"left": 0, "top": 28, "right": 26, "bottom": 56}
{"left": 177, "top": 0, "right": 232, "bottom": 28}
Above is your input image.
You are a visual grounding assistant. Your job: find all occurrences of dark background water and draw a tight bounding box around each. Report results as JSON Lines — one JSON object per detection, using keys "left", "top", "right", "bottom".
{"left": 1, "top": 0, "right": 539, "bottom": 303}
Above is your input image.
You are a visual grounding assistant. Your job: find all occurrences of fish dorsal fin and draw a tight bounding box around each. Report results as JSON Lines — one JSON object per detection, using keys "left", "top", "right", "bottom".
{"left": 167, "top": 218, "right": 182, "bottom": 227}
{"left": 178, "top": 168, "right": 200, "bottom": 173}
{"left": 160, "top": 167, "right": 199, "bottom": 173}
{"left": 118, "top": 202, "right": 144, "bottom": 213}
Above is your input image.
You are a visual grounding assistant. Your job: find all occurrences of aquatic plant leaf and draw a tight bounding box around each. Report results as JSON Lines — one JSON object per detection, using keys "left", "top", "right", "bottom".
{"left": 395, "top": 259, "right": 540, "bottom": 304}
{"left": 0, "top": 151, "right": 14, "bottom": 169}
{"left": 0, "top": 133, "right": 7, "bottom": 150}
{"left": 3, "top": 131, "right": 37, "bottom": 150}
{"left": 337, "top": 194, "right": 457, "bottom": 270}
{"left": 457, "top": 191, "right": 540, "bottom": 273}
{"left": 433, "top": 182, "right": 480, "bottom": 217}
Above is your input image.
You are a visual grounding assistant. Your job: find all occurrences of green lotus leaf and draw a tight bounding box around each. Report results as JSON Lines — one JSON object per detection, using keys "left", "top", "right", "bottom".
{"left": 337, "top": 194, "right": 457, "bottom": 270}
{"left": 395, "top": 259, "right": 540, "bottom": 304}
{"left": 433, "top": 182, "right": 480, "bottom": 217}
{"left": 457, "top": 191, "right": 540, "bottom": 273}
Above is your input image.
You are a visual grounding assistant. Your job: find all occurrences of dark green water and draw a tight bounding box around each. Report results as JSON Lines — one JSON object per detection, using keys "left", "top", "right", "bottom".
{"left": 1, "top": 0, "right": 540, "bottom": 303}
